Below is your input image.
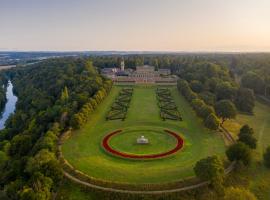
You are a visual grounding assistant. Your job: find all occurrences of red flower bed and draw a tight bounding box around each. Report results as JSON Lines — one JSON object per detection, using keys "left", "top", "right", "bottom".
{"left": 102, "top": 129, "right": 184, "bottom": 159}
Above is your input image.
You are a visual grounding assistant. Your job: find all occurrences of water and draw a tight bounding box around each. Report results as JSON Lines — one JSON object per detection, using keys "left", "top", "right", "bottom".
{"left": 0, "top": 81, "right": 18, "bottom": 129}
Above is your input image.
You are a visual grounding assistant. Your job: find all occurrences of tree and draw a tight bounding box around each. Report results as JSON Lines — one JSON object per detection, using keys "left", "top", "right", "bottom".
{"left": 85, "top": 60, "right": 97, "bottom": 75}
{"left": 226, "top": 142, "right": 252, "bottom": 165}
{"left": 26, "top": 149, "right": 62, "bottom": 186}
{"left": 177, "top": 79, "right": 198, "bottom": 101}
{"left": 224, "top": 187, "right": 257, "bottom": 200}
{"left": 215, "top": 100, "right": 237, "bottom": 124}
{"left": 235, "top": 88, "right": 255, "bottom": 113}
{"left": 26, "top": 172, "right": 53, "bottom": 200}
{"left": 216, "top": 82, "right": 237, "bottom": 101}
{"left": 238, "top": 134, "right": 257, "bottom": 149}
{"left": 19, "top": 187, "right": 36, "bottom": 200}
{"left": 0, "top": 151, "right": 8, "bottom": 168}
{"left": 263, "top": 146, "right": 270, "bottom": 168}
{"left": 205, "top": 78, "right": 219, "bottom": 93}
{"left": 239, "top": 124, "right": 254, "bottom": 136}
{"left": 204, "top": 113, "right": 220, "bottom": 130}
{"left": 70, "top": 113, "right": 84, "bottom": 129}
{"left": 194, "top": 156, "right": 225, "bottom": 193}
{"left": 199, "top": 91, "right": 216, "bottom": 106}
{"left": 242, "top": 71, "right": 265, "bottom": 94}
{"left": 32, "top": 131, "right": 58, "bottom": 154}
{"left": 0, "top": 58, "right": 112, "bottom": 200}
{"left": 9, "top": 135, "right": 32, "bottom": 157}
{"left": 238, "top": 125, "right": 257, "bottom": 149}
{"left": 191, "top": 98, "right": 204, "bottom": 113}
{"left": 5, "top": 179, "right": 24, "bottom": 199}
{"left": 198, "top": 104, "right": 215, "bottom": 119}
{"left": 190, "top": 80, "right": 203, "bottom": 93}
{"left": 0, "top": 190, "right": 9, "bottom": 200}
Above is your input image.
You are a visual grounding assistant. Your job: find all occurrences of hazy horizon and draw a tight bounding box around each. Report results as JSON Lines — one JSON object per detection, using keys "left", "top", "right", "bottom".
{"left": 1, "top": 0, "right": 270, "bottom": 52}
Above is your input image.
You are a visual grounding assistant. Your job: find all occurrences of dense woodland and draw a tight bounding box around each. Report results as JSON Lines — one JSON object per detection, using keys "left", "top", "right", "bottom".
{"left": 229, "top": 54, "right": 270, "bottom": 97}
{"left": 0, "top": 58, "right": 112, "bottom": 199}
{"left": 0, "top": 74, "right": 9, "bottom": 113}
{"left": 0, "top": 54, "right": 269, "bottom": 199}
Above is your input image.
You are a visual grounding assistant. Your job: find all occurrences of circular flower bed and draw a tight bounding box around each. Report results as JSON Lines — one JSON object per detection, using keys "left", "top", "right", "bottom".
{"left": 102, "top": 129, "right": 184, "bottom": 159}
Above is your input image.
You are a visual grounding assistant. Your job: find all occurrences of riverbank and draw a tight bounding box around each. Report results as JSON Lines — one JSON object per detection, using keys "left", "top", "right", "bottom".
{"left": 0, "top": 81, "right": 17, "bottom": 130}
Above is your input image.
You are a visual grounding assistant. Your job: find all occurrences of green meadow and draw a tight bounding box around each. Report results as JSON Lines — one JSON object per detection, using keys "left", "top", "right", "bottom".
{"left": 224, "top": 100, "right": 270, "bottom": 199}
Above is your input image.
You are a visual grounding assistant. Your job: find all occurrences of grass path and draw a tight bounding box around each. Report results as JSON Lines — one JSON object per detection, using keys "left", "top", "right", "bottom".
{"left": 257, "top": 119, "right": 267, "bottom": 152}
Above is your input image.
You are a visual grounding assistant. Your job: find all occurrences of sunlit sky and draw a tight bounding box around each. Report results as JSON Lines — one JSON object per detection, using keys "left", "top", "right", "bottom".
{"left": 1, "top": 0, "right": 270, "bottom": 52}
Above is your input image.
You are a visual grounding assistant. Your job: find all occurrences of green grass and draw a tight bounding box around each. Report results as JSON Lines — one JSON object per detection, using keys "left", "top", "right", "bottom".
{"left": 108, "top": 128, "right": 179, "bottom": 155}
{"left": 56, "top": 180, "right": 96, "bottom": 200}
{"left": 224, "top": 100, "right": 270, "bottom": 199}
{"left": 224, "top": 101, "right": 270, "bottom": 155}
{"left": 62, "top": 85, "right": 225, "bottom": 184}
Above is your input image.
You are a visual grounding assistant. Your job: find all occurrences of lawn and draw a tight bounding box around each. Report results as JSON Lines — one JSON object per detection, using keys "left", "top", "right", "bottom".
{"left": 62, "top": 85, "right": 225, "bottom": 184}
{"left": 108, "top": 128, "right": 179, "bottom": 155}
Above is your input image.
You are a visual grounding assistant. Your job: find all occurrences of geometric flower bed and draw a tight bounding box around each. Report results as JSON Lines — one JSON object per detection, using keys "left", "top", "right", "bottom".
{"left": 156, "top": 88, "right": 182, "bottom": 121}
{"left": 102, "top": 129, "right": 184, "bottom": 160}
{"left": 106, "top": 88, "right": 133, "bottom": 121}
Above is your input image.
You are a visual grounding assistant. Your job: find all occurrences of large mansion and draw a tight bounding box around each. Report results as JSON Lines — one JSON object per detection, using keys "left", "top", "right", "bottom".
{"left": 101, "top": 61, "right": 177, "bottom": 84}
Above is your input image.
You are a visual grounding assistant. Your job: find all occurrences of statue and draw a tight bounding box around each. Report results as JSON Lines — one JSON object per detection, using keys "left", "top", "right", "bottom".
{"left": 137, "top": 135, "right": 149, "bottom": 144}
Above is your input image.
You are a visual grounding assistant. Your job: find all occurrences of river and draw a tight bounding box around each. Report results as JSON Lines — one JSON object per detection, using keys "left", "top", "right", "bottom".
{"left": 0, "top": 81, "right": 18, "bottom": 130}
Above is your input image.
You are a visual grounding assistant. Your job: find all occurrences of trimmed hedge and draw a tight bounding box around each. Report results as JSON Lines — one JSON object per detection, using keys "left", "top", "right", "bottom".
{"left": 106, "top": 88, "right": 133, "bottom": 121}
{"left": 71, "top": 80, "right": 113, "bottom": 129}
{"left": 177, "top": 79, "right": 220, "bottom": 130}
{"left": 156, "top": 88, "right": 182, "bottom": 121}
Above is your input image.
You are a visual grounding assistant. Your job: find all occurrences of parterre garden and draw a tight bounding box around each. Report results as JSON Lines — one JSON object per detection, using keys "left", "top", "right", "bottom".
{"left": 106, "top": 88, "right": 133, "bottom": 120}
{"left": 156, "top": 88, "right": 182, "bottom": 121}
{"left": 62, "top": 85, "right": 225, "bottom": 185}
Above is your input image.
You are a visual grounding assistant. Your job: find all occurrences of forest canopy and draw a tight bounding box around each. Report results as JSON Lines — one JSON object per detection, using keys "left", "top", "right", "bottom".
{"left": 0, "top": 58, "right": 112, "bottom": 199}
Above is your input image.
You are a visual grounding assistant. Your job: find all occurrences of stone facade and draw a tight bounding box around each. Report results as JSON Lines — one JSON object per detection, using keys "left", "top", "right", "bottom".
{"left": 103, "top": 65, "right": 177, "bottom": 84}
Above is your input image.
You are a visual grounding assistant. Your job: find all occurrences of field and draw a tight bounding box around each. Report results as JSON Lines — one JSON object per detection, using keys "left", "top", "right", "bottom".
{"left": 224, "top": 100, "right": 270, "bottom": 199}
{"left": 62, "top": 85, "right": 225, "bottom": 184}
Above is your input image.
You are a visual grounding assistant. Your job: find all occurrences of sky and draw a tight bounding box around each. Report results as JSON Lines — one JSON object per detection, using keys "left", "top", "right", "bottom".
{"left": 1, "top": 0, "right": 270, "bottom": 52}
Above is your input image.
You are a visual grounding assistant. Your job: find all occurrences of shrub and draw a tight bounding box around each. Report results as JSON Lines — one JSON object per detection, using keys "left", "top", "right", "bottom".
{"left": 238, "top": 125, "right": 257, "bottom": 149}
{"left": 204, "top": 113, "right": 220, "bottom": 130}
{"left": 226, "top": 142, "right": 252, "bottom": 166}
